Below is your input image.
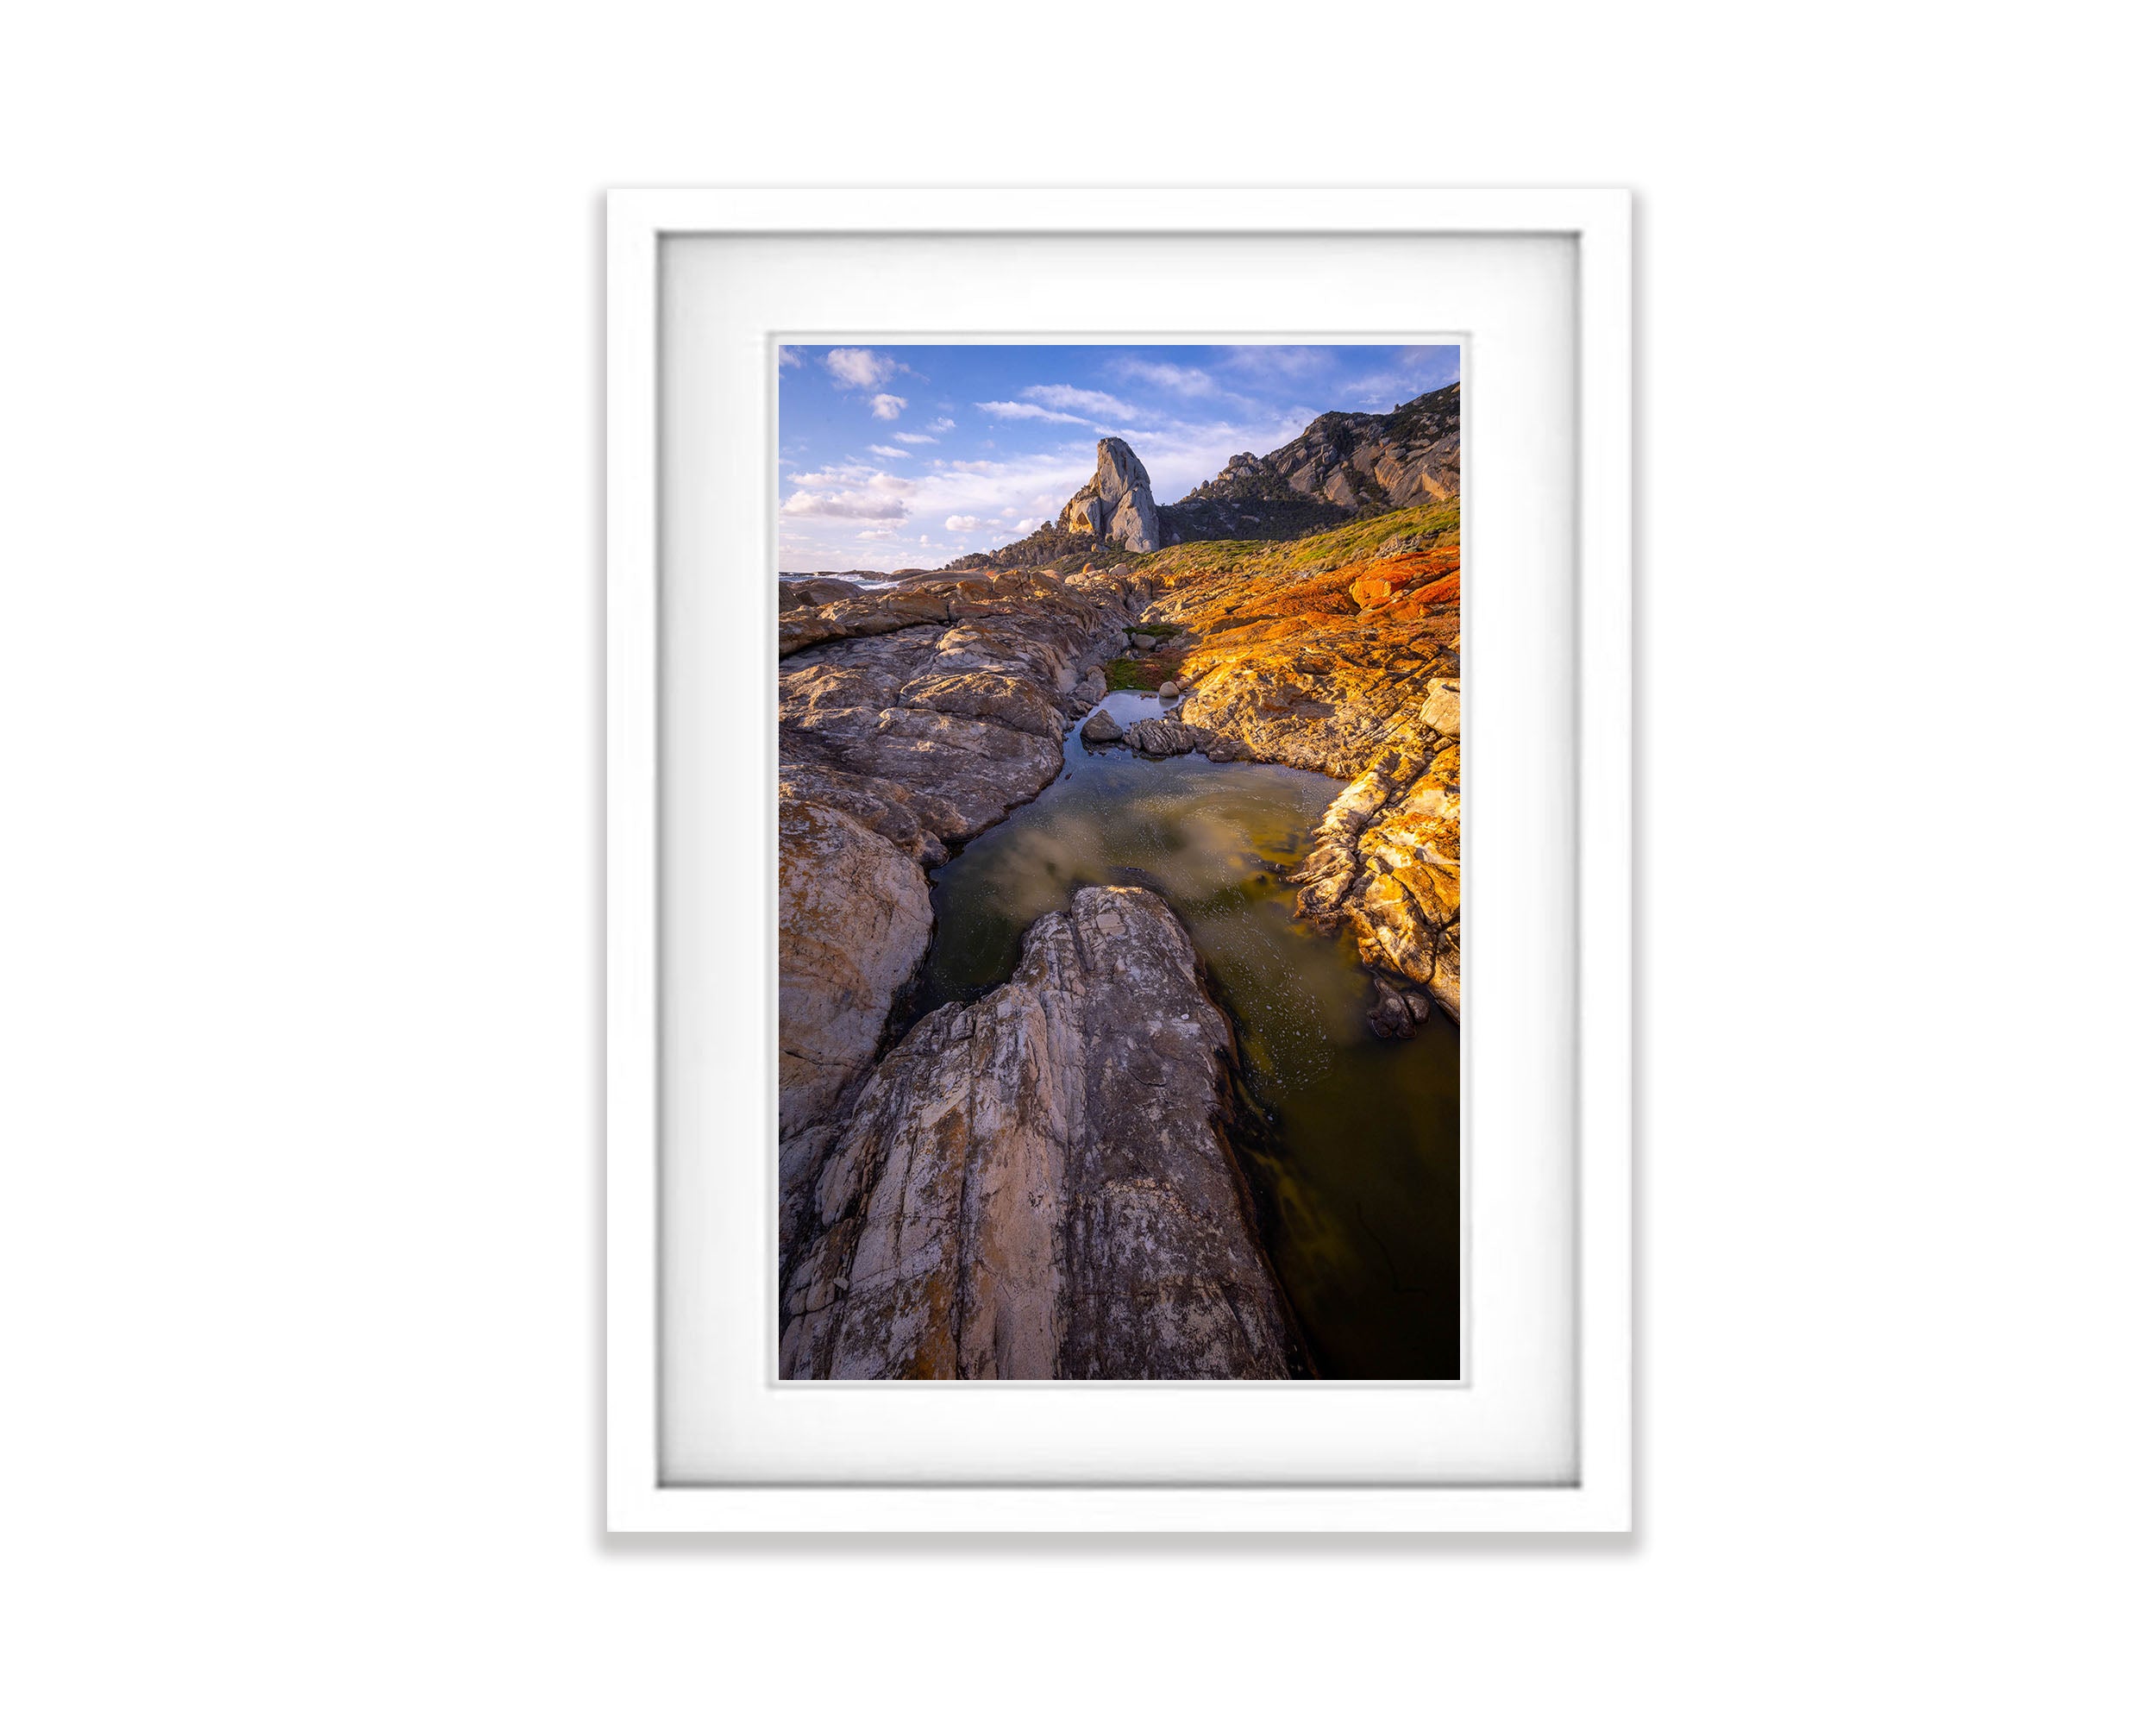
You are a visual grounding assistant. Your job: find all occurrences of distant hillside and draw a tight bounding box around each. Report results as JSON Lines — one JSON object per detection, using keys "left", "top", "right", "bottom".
{"left": 947, "top": 383, "right": 1460, "bottom": 572}
{"left": 1165, "top": 385, "right": 1460, "bottom": 542}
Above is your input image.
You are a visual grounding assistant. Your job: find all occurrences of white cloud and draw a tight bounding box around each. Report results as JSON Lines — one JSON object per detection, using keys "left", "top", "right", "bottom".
{"left": 778, "top": 347, "right": 802, "bottom": 369}
{"left": 926, "top": 417, "right": 956, "bottom": 432}
{"left": 1024, "top": 383, "right": 1138, "bottom": 419}
{"left": 791, "top": 463, "right": 879, "bottom": 486}
{"left": 781, "top": 489, "right": 909, "bottom": 521}
{"left": 1014, "top": 518, "right": 1043, "bottom": 534}
{"left": 824, "top": 348, "right": 895, "bottom": 389}
{"left": 1222, "top": 345, "right": 1337, "bottom": 382}
{"left": 856, "top": 527, "right": 896, "bottom": 541}
{"left": 893, "top": 430, "right": 937, "bottom": 444}
{"left": 977, "top": 399, "right": 1088, "bottom": 425}
{"left": 1338, "top": 348, "right": 1460, "bottom": 409}
{"left": 1096, "top": 407, "right": 1324, "bottom": 501}
{"left": 869, "top": 393, "right": 906, "bottom": 420}
{"left": 868, "top": 443, "right": 909, "bottom": 458}
{"left": 944, "top": 515, "right": 985, "bottom": 531}
{"left": 1112, "top": 358, "right": 1213, "bottom": 396}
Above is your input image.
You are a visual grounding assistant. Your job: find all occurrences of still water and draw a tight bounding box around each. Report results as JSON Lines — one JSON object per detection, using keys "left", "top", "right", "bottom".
{"left": 906, "top": 690, "right": 1461, "bottom": 1379}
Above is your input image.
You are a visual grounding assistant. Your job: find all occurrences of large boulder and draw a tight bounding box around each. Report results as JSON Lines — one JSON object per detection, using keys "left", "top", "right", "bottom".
{"left": 1079, "top": 708, "right": 1125, "bottom": 743}
{"left": 1123, "top": 716, "right": 1197, "bottom": 756}
{"left": 781, "top": 888, "right": 1297, "bottom": 1380}
{"left": 778, "top": 575, "right": 862, "bottom": 612}
{"left": 777, "top": 794, "right": 934, "bottom": 1264}
{"left": 1418, "top": 676, "right": 1462, "bottom": 737}
{"left": 778, "top": 795, "right": 931, "bottom": 1137}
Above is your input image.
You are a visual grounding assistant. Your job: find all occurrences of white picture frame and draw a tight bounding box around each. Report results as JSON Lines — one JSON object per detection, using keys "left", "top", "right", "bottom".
{"left": 607, "top": 188, "right": 1633, "bottom": 1534}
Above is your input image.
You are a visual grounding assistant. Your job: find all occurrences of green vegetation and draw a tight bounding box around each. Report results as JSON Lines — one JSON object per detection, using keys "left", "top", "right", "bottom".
{"left": 1101, "top": 656, "right": 1181, "bottom": 692}
{"left": 1284, "top": 499, "right": 1459, "bottom": 569}
{"left": 1131, "top": 499, "right": 1461, "bottom": 586}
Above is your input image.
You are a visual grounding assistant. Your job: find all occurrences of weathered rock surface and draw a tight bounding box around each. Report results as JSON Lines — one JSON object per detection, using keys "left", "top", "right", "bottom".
{"left": 1123, "top": 716, "right": 1197, "bottom": 756}
{"left": 778, "top": 565, "right": 1146, "bottom": 1271}
{"left": 777, "top": 794, "right": 935, "bottom": 1258}
{"left": 1061, "top": 437, "right": 1161, "bottom": 554}
{"left": 780, "top": 569, "right": 1138, "bottom": 839}
{"left": 781, "top": 888, "right": 1298, "bottom": 1380}
{"left": 1132, "top": 504, "right": 1464, "bottom": 1026}
{"left": 779, "top": 575, "right": 868, "bottom": 611}
{"left": 1079, "top": 707, "right": 1125, "bottom": 744}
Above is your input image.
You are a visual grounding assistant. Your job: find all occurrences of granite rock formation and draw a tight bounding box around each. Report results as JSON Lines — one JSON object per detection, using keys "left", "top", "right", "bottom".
{"left": 1164, "top": 385, "right": 1459, "bottom": 544}
{"left": 780, "top": 887, "right": 1298, "bottom": 1380}
{"left": 948, "top": 386, "right": 1460, "bottom": 570}
{"left": 778, "top": 565, "right": 1150, "bottom": 1268}
{"left": 1060, "top": 437, "right": 1161, "bottom": 554}
{"left": 775, "top": 401, "right": 1467, "bottom": 1378}
{"left": 1134, "top": 504, "right": 1464, "bottom": 1029}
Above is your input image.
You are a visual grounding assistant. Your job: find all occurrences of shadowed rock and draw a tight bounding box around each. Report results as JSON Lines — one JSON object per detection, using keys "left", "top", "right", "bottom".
{"left": 777, "top": 566, "right": 1146, "bottom": 1275}
{"left": 1122, "top": 716, "right": 1197, "bottom": 756}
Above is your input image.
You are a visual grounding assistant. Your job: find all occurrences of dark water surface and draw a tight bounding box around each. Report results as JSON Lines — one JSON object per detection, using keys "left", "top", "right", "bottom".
{"left": 908, "top": 690, "right": 1461, "bottom": 1379}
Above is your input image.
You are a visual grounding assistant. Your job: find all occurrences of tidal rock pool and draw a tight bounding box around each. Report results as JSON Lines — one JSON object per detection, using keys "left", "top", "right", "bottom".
{"left": 903, "top": 690, "right": 1461, "bottom": 1379}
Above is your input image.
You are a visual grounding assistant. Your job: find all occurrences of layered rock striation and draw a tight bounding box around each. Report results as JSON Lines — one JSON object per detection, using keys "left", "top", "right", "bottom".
{"left": 778, "top": 564, "right": 1150, "bottom": 1276}
{"left": 781, "top": 887, "right": 1298, "bottom": 1380}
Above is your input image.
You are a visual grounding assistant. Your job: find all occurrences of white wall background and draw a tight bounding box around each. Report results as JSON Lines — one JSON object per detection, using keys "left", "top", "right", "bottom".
{"left": 3, "top": 4, "right": 2149, "bottom": 1720}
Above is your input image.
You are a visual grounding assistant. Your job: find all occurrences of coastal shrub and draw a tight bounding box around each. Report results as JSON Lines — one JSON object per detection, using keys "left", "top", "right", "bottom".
{"left": 1130, "top": 499, "right": 1460, "bottom": 591}
{"left": 1101, "top": 656, "right": 1181, "bottom": 692}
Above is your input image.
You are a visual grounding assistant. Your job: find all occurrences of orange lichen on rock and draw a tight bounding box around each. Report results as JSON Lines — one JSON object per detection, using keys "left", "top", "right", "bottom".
{"left": 1130, "top": 505, "right": 1464, "bottom": 1028}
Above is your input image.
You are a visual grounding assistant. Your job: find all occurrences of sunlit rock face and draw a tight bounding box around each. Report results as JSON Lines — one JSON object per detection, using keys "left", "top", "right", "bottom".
{"left": 1141, "top": 506, "right": 1464, "bottom": 1029}
{"left": 1060, "top": 437, "right": 1161, "bottom": 554}
{"left": 780, "top": 887, "right": 1298, "bottom": 1381}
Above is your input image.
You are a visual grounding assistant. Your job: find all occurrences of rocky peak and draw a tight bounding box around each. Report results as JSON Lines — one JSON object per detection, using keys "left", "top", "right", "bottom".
{"left": 1160, "top": 383, "right": 1461, "bottom": 543}
{"left": 945, "top": 384, "right": 1460, "bottom": 572}
{"left": 1060, "top": 437, "right": 1161, "bottom": 554}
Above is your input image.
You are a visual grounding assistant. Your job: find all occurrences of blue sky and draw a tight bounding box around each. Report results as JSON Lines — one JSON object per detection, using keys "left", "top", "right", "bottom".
{"left": 777, "top": 342, "right": 1461, "bottom": 572}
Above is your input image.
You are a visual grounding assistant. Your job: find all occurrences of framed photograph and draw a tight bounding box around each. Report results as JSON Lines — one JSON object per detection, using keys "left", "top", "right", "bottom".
{"left": 607, "top": 188, "right": 1632, "bottom": 1532}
